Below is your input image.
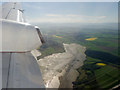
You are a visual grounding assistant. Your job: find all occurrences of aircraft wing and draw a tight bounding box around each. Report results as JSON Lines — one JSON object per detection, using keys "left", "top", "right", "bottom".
{"left": 2, "top": 52, "right": 45, "bottom": 88}
{"left": 2, "top": 2, "right": 25, "bottom": 22}
{"left": 1, "top": 2, "right": 45, "bottom": 88}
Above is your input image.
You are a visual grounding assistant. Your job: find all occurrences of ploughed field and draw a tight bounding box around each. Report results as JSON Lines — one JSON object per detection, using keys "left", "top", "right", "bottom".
{"left": 38, "top": 27, "right": 119, "bottom": 89}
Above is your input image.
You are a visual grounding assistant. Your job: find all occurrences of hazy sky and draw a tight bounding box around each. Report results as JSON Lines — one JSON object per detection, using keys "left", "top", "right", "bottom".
{"left": 22, "top": 2, "right": 118, "bottom": 24}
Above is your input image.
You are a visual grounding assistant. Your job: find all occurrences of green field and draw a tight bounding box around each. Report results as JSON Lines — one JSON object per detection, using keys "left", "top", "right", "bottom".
{"left": 95, "top": 65, "right": 119, "bottom": 88}
{"left": 38, "top": 27, "right": 119, "bottom": 89}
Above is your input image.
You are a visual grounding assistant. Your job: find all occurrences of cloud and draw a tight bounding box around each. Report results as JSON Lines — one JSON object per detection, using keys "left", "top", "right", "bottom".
{"left": 66, "top": 14, "right": 82, "bottom": 17}
{"left": 28, "top": 14, "right": 108, "bottom": 23}
{"left": 45, "top": 14, "right": 63, "bottom": 17}
{"left": 97, "top": 16, "right": 106, "bottom": 19}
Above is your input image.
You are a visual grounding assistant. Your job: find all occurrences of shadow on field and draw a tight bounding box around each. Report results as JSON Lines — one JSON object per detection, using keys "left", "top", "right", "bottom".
{"left": 85, "top": 50, "right": 119, "bottom": 65}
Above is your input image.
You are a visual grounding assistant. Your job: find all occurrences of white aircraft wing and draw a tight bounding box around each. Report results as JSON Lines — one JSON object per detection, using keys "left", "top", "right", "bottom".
{"left": 2, "top": 2, "right": 25, "bottom": 22}
{"left": 1, "top": 2, "right": 45, "bottom": 88}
